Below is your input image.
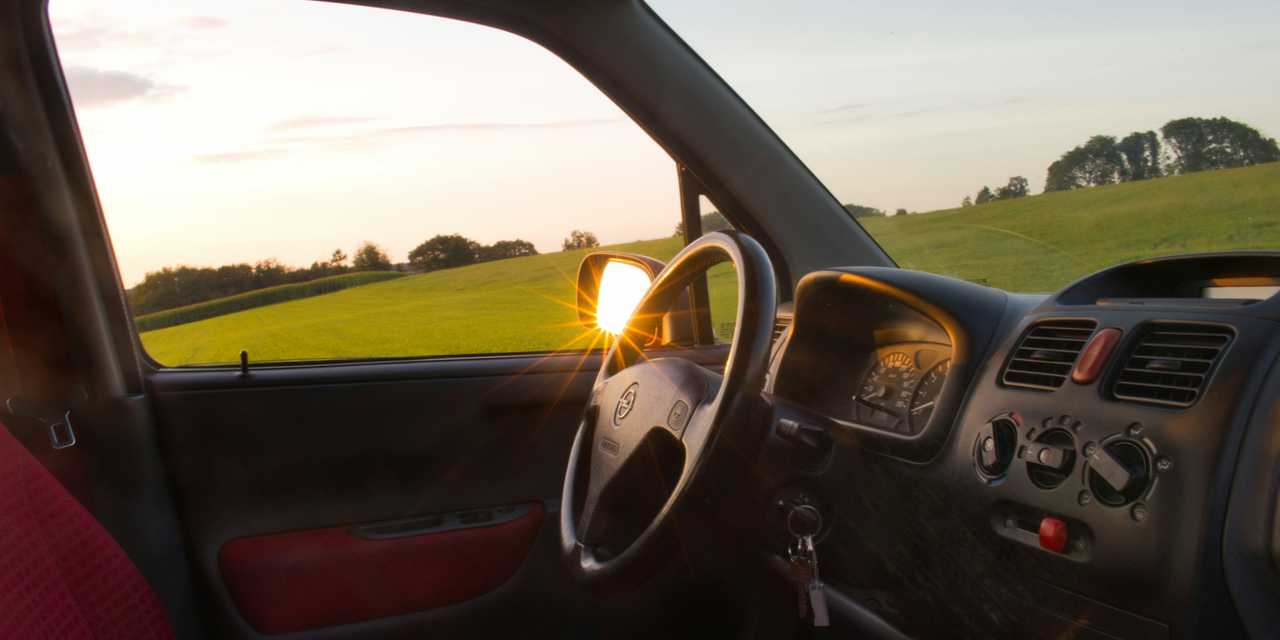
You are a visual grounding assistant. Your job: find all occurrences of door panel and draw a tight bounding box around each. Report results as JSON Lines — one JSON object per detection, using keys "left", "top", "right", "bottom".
{"left": 219, "top": 503, "right": 543, "bottom": 634}
{"left": 149, "top": 346, "right": 728, "bottom": 638}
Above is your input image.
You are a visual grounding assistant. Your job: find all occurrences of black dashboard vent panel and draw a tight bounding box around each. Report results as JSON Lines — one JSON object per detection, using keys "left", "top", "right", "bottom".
{"left": 772, "top": 317, "right": 791, "bottom": 345}
{"left": 1111, "top": 322, "right": 1233, "bottom": 407}
{"left": 1001, "top": 319, "right": 1098, "bottom": 390}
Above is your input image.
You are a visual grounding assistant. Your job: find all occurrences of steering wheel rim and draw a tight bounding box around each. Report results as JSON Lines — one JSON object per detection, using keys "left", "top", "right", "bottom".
{"left": 559, "top": 230, "right": 777, "bottom": 587}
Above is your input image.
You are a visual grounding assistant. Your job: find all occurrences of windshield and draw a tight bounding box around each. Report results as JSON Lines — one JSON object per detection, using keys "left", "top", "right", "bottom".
{"left": 648, "top": 1, "right": 1280, "bottom": 292}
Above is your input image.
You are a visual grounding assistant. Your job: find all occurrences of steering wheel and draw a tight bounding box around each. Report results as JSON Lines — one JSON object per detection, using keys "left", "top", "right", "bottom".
{"left": 559, "top": 231, "right": 777, "bottom": 587}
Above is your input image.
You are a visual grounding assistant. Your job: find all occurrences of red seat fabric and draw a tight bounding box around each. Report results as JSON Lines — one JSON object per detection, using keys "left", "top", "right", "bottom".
{"left": 0, "top": 420, "right": 173, "bottom": 639}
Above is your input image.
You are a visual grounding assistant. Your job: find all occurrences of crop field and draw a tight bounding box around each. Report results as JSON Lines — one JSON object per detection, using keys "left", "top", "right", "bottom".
{"left": 140, "top": 163, "right": 1280, "bottom": 366}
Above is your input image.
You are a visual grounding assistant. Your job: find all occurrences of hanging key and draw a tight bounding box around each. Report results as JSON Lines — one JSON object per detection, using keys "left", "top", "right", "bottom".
{"left": 788, "top": 537, "right": 812, "bottom": 619}
{"left": 785, "top": 503, "right": 826, "bottom": 625}
{"left": 803, "top": 534, "right": 830, "bottom": 628}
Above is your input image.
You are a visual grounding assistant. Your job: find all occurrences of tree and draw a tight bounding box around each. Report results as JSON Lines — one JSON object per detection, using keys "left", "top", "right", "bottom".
{"left": 994, "top": 176, "right": 1029, "bottom": 200}
{"left": 352, "top": 241, "right": 392, "bottom": 271}
{"left": 1116, "top": 131, "right": 1162, "bottom": 181}
{"left": 409, "top": 234, "right": 479, "bottom": 271}
{"left": 562, "top": 230, "right": 600, "bottom": 251}
{"left": 1044, "top": 135, "right": 1124, "bottom": 192}
{"left": 674, "top": 211, "right": 733, "bottom": 237}
{"left": 479, "top": 239, "right": 538, "bottom": 261}
{"left": 961, "top": 196, "right": 973, "bottom": 208}
{"left": 1161, "top": 116, "right": 1280, "bottom": 174}
{"left": 329, "top": 249, "right": 348, "bottom": 269}
{"left": 895, "top": 208, "right": 908, "bottom": 216}
{"left": 843, "top": 203, "right": 885, "bottom": 218}
{"left": 975, "top": 186, "right": 995, "bottom": 204}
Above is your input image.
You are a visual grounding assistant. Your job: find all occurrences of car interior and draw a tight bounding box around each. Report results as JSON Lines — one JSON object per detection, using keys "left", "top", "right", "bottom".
{"left": 1, "top": 0, "right": 1279, "bottom": 639}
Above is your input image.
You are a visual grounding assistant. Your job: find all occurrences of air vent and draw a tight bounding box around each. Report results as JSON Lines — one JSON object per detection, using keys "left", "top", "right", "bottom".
{"left": 772, "top": 317, "right": 791, "bottom": 345}
{"left": 1112, "top": 323, "right": 1233, "bottom": 407}
{"left": 1001, "top": 319, "right": 1098, "bottom": 390}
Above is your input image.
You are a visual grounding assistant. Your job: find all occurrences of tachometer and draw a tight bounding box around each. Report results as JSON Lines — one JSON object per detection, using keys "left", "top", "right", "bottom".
{"left": 855, "top": 352, "right": 918, "bottom": 433}
{"left": 909, "top": 359, "right": 951, "bottom": 432}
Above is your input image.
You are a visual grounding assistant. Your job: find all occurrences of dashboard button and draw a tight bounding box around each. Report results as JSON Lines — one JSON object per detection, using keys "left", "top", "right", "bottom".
{"left": 1038, "top": 517, "right": 1068, "bottom": 553}
{"left": 1072, "top": 327, "right": 1123, "bottom": 384}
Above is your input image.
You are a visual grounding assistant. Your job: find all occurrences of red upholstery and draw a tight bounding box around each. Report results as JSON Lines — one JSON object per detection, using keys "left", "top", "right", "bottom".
{"left": 219, "top": 504, "right": 544, "bottom": 634}
{"left": 0, "top": 421, "right": 173, "bottom": 639}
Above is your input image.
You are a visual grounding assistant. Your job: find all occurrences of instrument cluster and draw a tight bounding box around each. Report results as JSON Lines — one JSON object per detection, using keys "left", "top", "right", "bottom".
{"left": 851, "top": 344, "right": 951, "bottom": 436}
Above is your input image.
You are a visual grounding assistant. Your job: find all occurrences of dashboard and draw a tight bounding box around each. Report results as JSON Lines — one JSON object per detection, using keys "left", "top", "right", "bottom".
{"left": 755, "top": 252, "right": 1280, "bottom": 639}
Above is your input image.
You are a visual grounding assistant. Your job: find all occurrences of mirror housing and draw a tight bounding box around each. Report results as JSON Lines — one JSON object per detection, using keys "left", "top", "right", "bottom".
{"left": 576, "top": 252, "right": 699, "bottom": 345}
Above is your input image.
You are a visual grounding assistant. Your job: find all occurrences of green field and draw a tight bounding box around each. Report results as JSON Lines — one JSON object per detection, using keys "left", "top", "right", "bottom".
{"left": 140, "top": 237, "right": 723, "bottom": 365}
{"left": 861, "top": 162, "right": 1280, "bottom": 292}
{"left": 141, "top": 163, "right": 1279, "bottom": 366}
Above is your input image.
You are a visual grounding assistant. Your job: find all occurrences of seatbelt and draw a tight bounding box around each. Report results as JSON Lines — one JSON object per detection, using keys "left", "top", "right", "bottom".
{"left": 0, "top": 250, "right": 91, "bottom": 505}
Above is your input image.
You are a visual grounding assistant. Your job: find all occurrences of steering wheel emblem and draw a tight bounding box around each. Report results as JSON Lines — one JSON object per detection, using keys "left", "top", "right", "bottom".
{"left": 614, "top": 383, "right": 639, "bottom": 425}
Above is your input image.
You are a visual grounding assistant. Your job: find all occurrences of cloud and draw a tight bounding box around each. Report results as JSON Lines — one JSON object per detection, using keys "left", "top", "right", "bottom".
{"left": 269, "top": 117, "right": 622, "bottom": 146}
{"left": 52, "top": 24, "right": 158, "bottom": 50}
{"left": 63, "top": 66, "right": 183, "bottom": 107}
{"left": 181, "top": 16, "right": 230, "bottom": 30}
{"left": 203, "top": 117, "right": 623, "bottom": 164}
{"left": 377, "top": 118, "right": 621, "bottom": 135}
{"left": 193, "top": 149, "right": 285, "bottom": 164}
{"left": 819, "top": 102, "right": 872, "bottom": 115}
{"left": 818, "top": 97, "right": 1028, "bottom": 125}
{"left": 267, "top": 116, "right": 381, "bottom": 132}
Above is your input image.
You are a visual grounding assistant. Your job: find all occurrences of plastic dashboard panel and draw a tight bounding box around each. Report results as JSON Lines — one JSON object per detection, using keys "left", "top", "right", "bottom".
{"left": 760, "top": 254, "right": 1280, "bottom": 638}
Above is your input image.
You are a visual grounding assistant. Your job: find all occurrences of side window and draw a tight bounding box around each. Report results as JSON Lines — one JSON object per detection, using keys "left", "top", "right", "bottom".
{"left": 49, "top": 0, "right": 681, "bottom": 366}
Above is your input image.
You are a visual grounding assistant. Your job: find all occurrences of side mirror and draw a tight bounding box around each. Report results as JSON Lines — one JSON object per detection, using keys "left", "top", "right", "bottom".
{"left": 577, "top": 252, "right": 702, "bottom": 346}
{"left": 576, "top": 253, "right": 661, "bottom": 334}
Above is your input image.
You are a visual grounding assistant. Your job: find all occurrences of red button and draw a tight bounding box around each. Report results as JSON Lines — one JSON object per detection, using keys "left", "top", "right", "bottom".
{"left": 1072, "top": 327, "right": 1122, "bottom": 385}
{"left": 1039, "top": 517, "right": 1068, "bottom": 553}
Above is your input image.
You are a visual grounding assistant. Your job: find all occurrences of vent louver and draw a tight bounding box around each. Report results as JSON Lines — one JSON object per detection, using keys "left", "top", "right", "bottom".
{"left": 772, "top": 317, "right": 791, "bottom": 345}
{"left": 1111, "top": 323, "right": 1233, "bottom": 407}
{"left": 1001, "top": 319, "right": 1098, "bottom": 390}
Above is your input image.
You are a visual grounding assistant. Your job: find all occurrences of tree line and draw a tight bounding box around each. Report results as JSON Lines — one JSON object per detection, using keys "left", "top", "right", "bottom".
{"left": 131, "top": 229, "right": 610, "bottom": 315}
{"left": 129, "top": 242, "right": 390, "bottom": 315}
{"left": 963, "top": 116, "right": 1279, "bottom": 207}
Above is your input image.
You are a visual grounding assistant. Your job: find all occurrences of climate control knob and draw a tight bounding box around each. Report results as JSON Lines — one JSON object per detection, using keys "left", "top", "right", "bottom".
{"left": 1086, "top": 439, "right": 1151, "bottom": 506}
{"left": 975, "top": 416, "right": 1017, "bottom": 480}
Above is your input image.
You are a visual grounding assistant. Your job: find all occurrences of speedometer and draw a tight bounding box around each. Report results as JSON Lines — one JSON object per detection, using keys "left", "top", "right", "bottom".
{"left": 855, "top": 351, "right": 919, "bottom": 433}
{"left": 909, "top": 359, "right": 951, "bottom": 432}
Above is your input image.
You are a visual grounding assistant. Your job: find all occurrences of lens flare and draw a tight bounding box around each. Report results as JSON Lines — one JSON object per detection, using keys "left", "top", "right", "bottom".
{"left": 595, "top": 261, "right": 650, "bottom": 334}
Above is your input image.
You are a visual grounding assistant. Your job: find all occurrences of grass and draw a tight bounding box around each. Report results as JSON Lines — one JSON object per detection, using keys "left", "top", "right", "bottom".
{"left": 140, "top": 162, "right": 1280, "bottom": 365}
{"left": 860, "top": 162, "right": 1280, "bottom": 292}
{"left": 134, "top": 271, "right": 406, "bottom": 332}
{"left": 140, "top": 238, "right": 692, "bottom": 365}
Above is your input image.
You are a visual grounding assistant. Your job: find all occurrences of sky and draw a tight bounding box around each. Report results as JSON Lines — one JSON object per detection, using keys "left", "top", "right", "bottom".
{"left": 50, "top": 0, "right": 1280, "bottom": 286}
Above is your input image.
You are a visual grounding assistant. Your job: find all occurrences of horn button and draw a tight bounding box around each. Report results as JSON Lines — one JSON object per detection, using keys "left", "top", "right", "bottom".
{"left": 598, "top": 358, "right": 712, "bottom": 446}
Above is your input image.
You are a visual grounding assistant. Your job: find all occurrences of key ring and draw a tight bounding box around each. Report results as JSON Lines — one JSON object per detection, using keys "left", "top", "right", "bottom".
{"left": 786, "top": 503, "right": 823, "bottom": 540}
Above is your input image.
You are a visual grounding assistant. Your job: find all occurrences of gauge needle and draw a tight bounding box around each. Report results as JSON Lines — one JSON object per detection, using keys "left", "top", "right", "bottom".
{"left": 855, "top": 397, "right": 900, "bottom": 416}
{"left": 910, "top": 401, "right": 935, "bottom": 414}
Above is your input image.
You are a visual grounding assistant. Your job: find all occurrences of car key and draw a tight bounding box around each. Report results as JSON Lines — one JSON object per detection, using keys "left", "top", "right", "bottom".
{"left": 803, "top": 534, "right": 830, "bottom": 628}
{"left": 788, "top": 536, "right": 813, "bottom": 619}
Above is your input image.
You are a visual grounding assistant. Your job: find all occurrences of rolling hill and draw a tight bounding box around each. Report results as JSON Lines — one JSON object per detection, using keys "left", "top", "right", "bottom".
{"left": 860, "top": 162, "right": 1280, "bottom": 292}
{"left": 140, "top": 162, "right": 1280, "bottom": 366}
